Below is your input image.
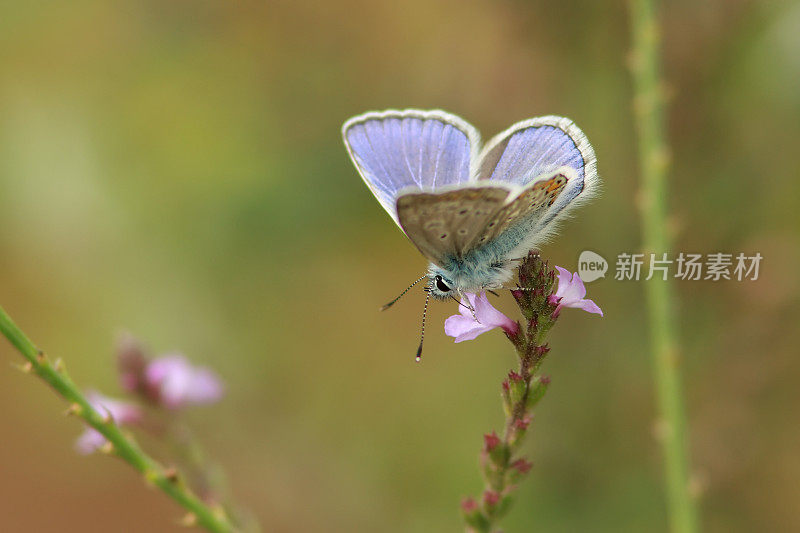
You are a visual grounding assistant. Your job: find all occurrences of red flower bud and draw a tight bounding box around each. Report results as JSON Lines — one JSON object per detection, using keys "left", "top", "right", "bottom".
{"left": 483, "top": 431, "right": 501, "bottom": 452}
{"left": 508, "top": 370, "right": 523, "bottom": 383}
{"left": 461, "top": 497, "right": 478, "bottom": 512}
{"left": 511, "top": 458, "right": 533, "bottom": 474}
{"left": 534, "top": 344, "right": 550, "bottom": 357}
{"left": 514, "top": 415, "right": 532, "bottom": 430}
{"left": 483, "top": 490, "right": 500, "bottom": 506}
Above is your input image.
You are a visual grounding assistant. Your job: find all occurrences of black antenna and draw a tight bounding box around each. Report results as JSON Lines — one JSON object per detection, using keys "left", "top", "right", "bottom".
{"left": 416, "top": 287, "right": 432, "bottom": 362}
{"left": 381, "top": 275, "right": 427, "bottom": 311}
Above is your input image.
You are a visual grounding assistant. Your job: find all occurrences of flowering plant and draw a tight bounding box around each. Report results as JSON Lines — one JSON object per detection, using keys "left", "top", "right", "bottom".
{"left": 0, "top": 310, "right": 243, "bottom": 533}
{"left": 450, "top": 253, "right": 602, "bottom": 532}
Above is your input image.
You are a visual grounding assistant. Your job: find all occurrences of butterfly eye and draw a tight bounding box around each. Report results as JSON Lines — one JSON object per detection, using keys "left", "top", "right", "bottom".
{"left": 434, "top": 275, "right": 451, "bottom": 293}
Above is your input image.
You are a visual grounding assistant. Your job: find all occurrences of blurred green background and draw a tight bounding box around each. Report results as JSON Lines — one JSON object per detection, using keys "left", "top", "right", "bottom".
{"left": 1, "top": 0, "right": 799, "bottom": 531}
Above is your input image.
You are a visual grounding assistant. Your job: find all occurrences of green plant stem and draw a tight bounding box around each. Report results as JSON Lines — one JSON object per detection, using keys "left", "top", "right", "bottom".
{"left": 0, "top": 305, "right": 237, "bottom": 533}
{"left": 628, "top": 1, "right": 698, "bottom": 532}
{"left": 462, "top": 255, "right": 556, "bottom": 533}
{"left": 465, "top": 344, "right": 550, "bottom": 533}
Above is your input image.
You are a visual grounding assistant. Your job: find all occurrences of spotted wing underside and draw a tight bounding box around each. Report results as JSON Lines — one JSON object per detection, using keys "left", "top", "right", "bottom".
{"left": 396, "top": 186, "right": 511, "bottom": 266}
{"left": 396, "top": 169, "right": 571, "bottom": 266}
{"left": 470, "top": 169, "right": 572, "bottom": 254}
{"left": 477, "top": 116, "right": 597, "bottom": 242}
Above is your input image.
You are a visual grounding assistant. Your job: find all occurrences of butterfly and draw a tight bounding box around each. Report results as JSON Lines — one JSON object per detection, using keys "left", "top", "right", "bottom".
{"left": 342, "top": 109, "right": 598, "bottom": 357}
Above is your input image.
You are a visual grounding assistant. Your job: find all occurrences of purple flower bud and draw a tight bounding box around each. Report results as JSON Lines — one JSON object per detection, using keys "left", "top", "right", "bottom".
{"left": 144, "top": 354, "right": 224, "bottom": 410}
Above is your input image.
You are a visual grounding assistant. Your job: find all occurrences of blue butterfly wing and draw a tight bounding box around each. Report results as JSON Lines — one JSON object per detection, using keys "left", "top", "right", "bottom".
{"left": 342, "top": 109, "right": 480, "bottom": 227}
{"left": 475, "top": 116, "right": 599, "bottom": 258}
{"left": 343, "top": 111, "right": 599, "bottom": 267}
{"left": 478, "top": 115, "right": 595, "bottom": 190}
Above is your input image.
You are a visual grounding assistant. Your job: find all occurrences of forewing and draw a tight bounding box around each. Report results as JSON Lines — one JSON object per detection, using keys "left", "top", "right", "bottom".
{"left": 396, "top": 186, "right": 511, "bottom": 265}
{"left": 342, "top": 109, "right": 480, "bottom": 227}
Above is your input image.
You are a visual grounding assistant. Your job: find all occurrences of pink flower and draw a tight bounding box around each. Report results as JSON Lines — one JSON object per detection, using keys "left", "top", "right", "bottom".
{"left": 444, "top": 292, "right": 519, "bottom": 343}
{"left": 75, "top": 391, "right": 142, "bottom": 455}
{"left": 144, "top": 354, "right": 224, "bottom": 410}
{"left": 549, "top": 266, "right": 604, "bottom": 317}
